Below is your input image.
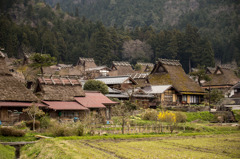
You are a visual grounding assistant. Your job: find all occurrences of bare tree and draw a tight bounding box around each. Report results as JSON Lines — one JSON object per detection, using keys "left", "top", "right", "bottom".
{"left": 23, "top": 103, "right": 45, "bottom": 131}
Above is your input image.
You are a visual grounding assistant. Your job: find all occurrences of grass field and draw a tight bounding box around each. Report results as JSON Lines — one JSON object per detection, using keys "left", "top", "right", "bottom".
{"left": 20, "top": 132, "right": 240, "bottom": 159}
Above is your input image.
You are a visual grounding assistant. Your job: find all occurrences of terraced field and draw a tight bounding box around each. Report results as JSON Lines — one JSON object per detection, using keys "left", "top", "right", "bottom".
{"left": 20, "top": 133, "right": 240, "bottom": 159}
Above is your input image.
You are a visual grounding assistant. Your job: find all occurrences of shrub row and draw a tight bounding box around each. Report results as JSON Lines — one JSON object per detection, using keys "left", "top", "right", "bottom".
{"left": 0, "top": 127, "right": 25, "bottom": 137}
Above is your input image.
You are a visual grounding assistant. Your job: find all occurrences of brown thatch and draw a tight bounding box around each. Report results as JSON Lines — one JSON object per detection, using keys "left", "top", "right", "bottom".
{"left": 206, "top": 67, "right": 216, "bottom": 74}
{"left": 77, "top": 57, "right": 97, "bottom": 69}
{"left": 111, "top": 61, "right": 135, "bottom": 76}
{"left": 137, "top": 62, "right": 154, "bottom": 73}
{"left": 203, "top": 66, "right": 240, "bottom": 87}
{"left": 0, "top": 51, "right": 11, "bottom": 76}
{"left": 149, "top": 59, "right": 204, "bottom": 94}
{"left": 35, "top": 76, "right": 85, "bottom": 101}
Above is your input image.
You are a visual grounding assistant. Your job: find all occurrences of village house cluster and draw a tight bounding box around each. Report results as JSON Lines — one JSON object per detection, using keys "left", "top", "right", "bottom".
{"left": 0, "top": 51, "right": 240, "bottom": 124}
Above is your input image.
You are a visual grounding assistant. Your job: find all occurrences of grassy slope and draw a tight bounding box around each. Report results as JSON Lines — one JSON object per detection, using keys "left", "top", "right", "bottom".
{"left": 0, "top": 144, "right": 15, "bottom": 159}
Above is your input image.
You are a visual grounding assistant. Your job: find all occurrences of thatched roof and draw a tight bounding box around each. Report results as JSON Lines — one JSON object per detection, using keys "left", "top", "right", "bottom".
{"left": 0, "top": 54, "right": 39, "bottom": 102}
{"left": 203, "top": 66, "right": 240, "bottom": 87}
{"left": 111, "top": 61, "right": 135, "bottom": 76}
{"left": 36, "top": 76, "right": 85, "bottom": 101}
{"left": 205, "top": 67, "right": 216, "bottom": 74}
{"left": 0, "top": 51, "right": 11, "bottom": 76}
{"left": 149, "top": 59, "right": 204, "bottom": 94}
{"left": 77, "top": 57, "right": 97, "bottom": 69}
{"left": 137, "top": 62, "right": 154, "bottom": 72}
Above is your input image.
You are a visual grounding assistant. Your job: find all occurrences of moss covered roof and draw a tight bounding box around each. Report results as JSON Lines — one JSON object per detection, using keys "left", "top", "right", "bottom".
{"left": 149, "top": 59, "right": 204, "bottom": 93}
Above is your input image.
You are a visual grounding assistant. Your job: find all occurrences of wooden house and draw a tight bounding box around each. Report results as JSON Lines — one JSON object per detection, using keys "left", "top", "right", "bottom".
{"left": 136, "top": 62, "right": 154, "bottom": 73}
{"left": 148, "top": 59, "right": 205, "bottom": 105}
{"left": 110, "top": 61, "right": 135, "bottom": 76}
{"left": 143, "top": 85, "right": 178, "bottom": 106}
{"left": 202, "top": 66, "right": 240, "bottom": 90}
{"left": 76, "top": 57, "right": 97, "bottom": 70}
{"left": 95, "top": 76, "right": 137, "bottom": 90}
{"left": 75, "top": 91, "right": 118, "bottom": 120}
{"left": 34, "top": 76, "right": 88, "bottom": 119}
{"left": 228, "top": 82, "right": 240, "bottom": 98}
{"left": 0, "top": 52, "right": 46, "bottom": 124}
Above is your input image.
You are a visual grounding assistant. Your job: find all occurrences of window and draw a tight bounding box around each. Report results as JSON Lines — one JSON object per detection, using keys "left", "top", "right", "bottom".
{"left": 182, "top": 95, "right": 187, "bottom": 102}
{"left": 190, "top": 95, "right": 199, "bottom": 104}
{"left": 63, "top": 111, "right": 79, "bottom": 118}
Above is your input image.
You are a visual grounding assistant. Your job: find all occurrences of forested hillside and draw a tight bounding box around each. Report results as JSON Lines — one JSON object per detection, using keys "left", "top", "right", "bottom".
{"left": 44, "top": 0, "right": 240, "bottom": 66}
{"left": 0, "top": 0, "right": 238, "bottom": 72}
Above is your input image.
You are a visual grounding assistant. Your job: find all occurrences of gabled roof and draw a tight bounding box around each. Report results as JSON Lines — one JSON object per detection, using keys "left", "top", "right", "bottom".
{"left": 206, "top": 67, "right": 216, "bottom": 74}
{"left": 233, "top": 82, "right": 240, "bottom": 89}
{"left": 77, "top": 57, "right": 97, "bottom": 69}
{"left": 137, "top": 62, "right": 154, "bottom": 72}
{"left": 203, "top": 66, "right": 240, "bottom": 87}
{"left": 75, "top": 92, "right": 117, "bottom": 108}
{"left": 149, "top": 58, "right": 204, "bottom": 94}
{"left": 143, "top": 85, "right": 173, "bottom": 94}
{"left": 36, "top": 76, "right": 85, "bottom": 101}
{"left": 43, "top": 101, "right": 88, "bottom": 110}
{"left": 95, "top": 76, "right": 137, "bottom": 85}
{"left": 111, "top": 61, "right": 135, "bottom": 75}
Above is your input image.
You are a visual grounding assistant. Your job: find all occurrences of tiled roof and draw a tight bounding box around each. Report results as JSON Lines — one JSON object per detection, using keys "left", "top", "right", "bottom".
{"left": 0, "top": 102, "right": 46, "bottom": 107}
{"left": 43, "top": 101, "right": 88, "bottom": 110}
{"left": 96, "top": 76, "right": 137, "bottom": 85}
{"left": 143, "top": 85, "right": 172, "bottom": 94}
{"left": 75, "top": 92, "right": 117, "bottom": 108}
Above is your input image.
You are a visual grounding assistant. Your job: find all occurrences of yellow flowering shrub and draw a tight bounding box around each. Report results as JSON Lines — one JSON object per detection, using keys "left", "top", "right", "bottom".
{"left": 158, "top": 111, "right": 176, "bottom": 123}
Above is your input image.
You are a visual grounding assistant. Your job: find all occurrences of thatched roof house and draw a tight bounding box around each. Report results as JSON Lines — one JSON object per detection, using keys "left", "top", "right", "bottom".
{"left": 202, "top": 66, "right": 240, "bottom": 89}
{"left": 137, "top": 62, "right": 154, "bottom": 73}
{"left": 0, "top": 53, "right": 44, "bottom": 123}
{"left": 77, "top": 57, "right": 97, "bottom": 70}
{"left": 0, "top": 53, "right": 39, "bottom": 102}
{"left": 35, "top": 76, "right": 85, "bottom": 101}
{"left": 148, "top": 59, "right": 205, "bottom": 104}
{"left": 110, "top": 61, "right": 135, "bottom": 76}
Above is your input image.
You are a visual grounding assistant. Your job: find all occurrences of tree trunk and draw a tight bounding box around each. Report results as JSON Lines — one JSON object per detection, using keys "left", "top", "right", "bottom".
{"left": 122, "top": 118, "right": 125, "bottom": 134}
{"left": 33, "top": 115, "right": 35, "bottom": 131}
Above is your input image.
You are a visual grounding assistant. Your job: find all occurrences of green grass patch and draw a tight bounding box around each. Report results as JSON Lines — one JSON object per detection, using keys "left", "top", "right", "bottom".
{"left": 0, "top": 132, "right": 38, "bottom": 142}
{"left": 233, "top": 110, "right": 240, "bottom": 121}
{"left": 184, "top": 111, "right": 215, "bottom": 122}
{"left": 0, "top": 144, "right": 15, "bottom": 159}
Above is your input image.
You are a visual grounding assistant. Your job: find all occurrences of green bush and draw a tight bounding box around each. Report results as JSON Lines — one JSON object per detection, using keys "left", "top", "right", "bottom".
{"left": 141, "top": 109, "right": 158, "bottom": 121}
{"left": 48, "top": 122, "right": 76, "bottom": 137}
{"left": 233, "top": 110, "right": 240, "bottom": 121}
{"left": 185, "top": 111, "right": 214, "bottom": 122}
{"left": 0, "top": 127, "right": 25, "bottom": 137}
{"left": 25, "top": 120, "right": 40, "bottom": 130}
{"left": 40, "top": 115, "right": 51, "bottom": 129}
{"left": 175, "top": 112, "right": 187, "bottom": 123}
{"left": 75, "top": 122, "right": 84, "bottom": 136}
